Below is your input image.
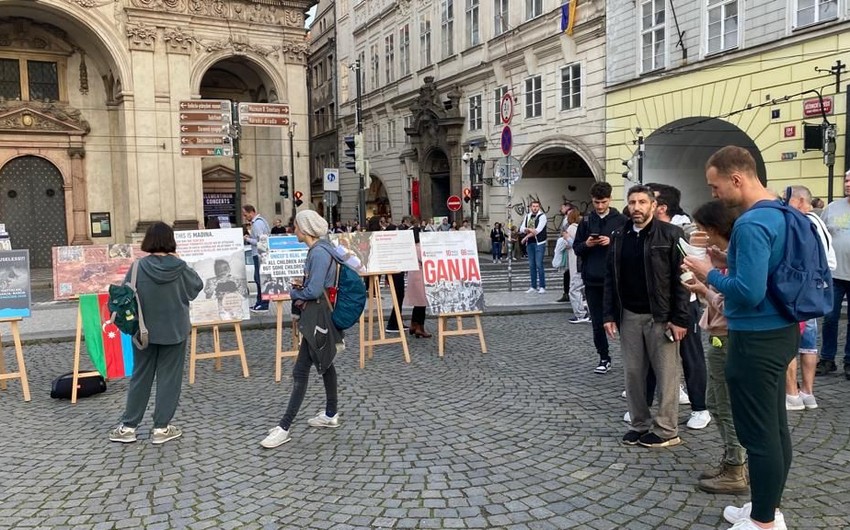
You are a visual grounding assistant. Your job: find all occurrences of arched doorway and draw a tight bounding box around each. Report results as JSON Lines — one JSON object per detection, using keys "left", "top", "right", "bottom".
{"left": 0, "top": 156, "right": 68, "bottom": 268}
{"left": 424, "top": 149, "right": 451, "bottom": 220}
{"left": 645, "top": 117, "right": 767, "bottom": 214}
{"left": 367, "top": 176, "right": 391, "bottom": 219}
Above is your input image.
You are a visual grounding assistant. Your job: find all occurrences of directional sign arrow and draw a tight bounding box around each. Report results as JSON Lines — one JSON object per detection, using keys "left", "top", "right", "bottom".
{"left": 180, "top": 124, "right": 228, "bottom": 134}
{"left": 179, "top": 100, "right": 228, "bottom": 111}
{"left": 239, "top": 115, "right": 291, "bottom": 127}
{"left": 238, "top": 103, "right": 290, "bottom": 115}
{"left": 179, "top": 112, "right": 230, "bottom": 122}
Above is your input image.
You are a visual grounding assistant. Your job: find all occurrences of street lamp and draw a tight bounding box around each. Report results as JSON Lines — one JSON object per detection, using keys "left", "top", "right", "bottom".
{"left": 288, "top": 122, "right": 297, "bottom": 223}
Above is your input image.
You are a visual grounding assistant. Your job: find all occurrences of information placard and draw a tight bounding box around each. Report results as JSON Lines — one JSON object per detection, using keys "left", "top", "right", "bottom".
{"left": 328, "top": 230, "right": 418, "bottom": 274}
{"left": 52, "top": 244, "right": 145, "bottom": 300}
{"left": 258, "top": 235, "right": 308, "bottom": 300}
{"left": 0, "top": 250, "right": 31, "bottom": 319}
{"left": 419, "top": 231, "right": 484, "bottom": 314}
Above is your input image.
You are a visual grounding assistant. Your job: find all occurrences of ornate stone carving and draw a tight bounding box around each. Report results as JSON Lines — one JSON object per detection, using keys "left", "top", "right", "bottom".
{"left": 127, "top": 23, "right": 157, "bottom": 51}
{"left": 79, "top": 53, "right": 89, "bottom": 95}
{"left": 283, "top": 9, "right": 304, "bottom": 27}
{"left": 67, "top": 147, "right": 86, "bottom": 159}
{"left": 67, "top": 0, "right": 113, "bottom": 7}
{"left": 0, "top": 100, "right": 91, "bottom": 135}
{"left": 127, "top": 0, "right": 302, "bottom": 27}
{"left": 196, "top": 37, "right": 281, "bottom": 59}
{"left": 0, "top": 18, "right": 75, "bottom": 54}
{"left": 130, "top": 0, "right": 185, "bottom": 10}
{"left": 163, "top": 28, "right": 195, "bottom": 54}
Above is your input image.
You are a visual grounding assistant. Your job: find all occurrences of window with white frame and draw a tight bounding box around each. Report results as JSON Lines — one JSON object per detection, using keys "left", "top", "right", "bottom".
{"left": 370, "top": 43, "right": 380, "bottom": 89}
{"left": 374, "top": 123, "right": 382, "bottom": 151}
{"left": 524, "top": 76, "right": 542, "bottom": 118}
{"left": 420, "top": 15, "right": 432, "bottom": 67}
{"left": 494, "top": 85, "right": 508, "bottom": 126}
{"left": 385, "top": 34, "right": 395, "bottom": 83}
{"left": 468, "top": 94, "right": 482, "bottom": 130}
{"left": 560, "top": 64, "right": 581, "bottom": 110}
{"left": 706, "top": 0, "right": 738, "bottom": 54}
{"left": 390, "top": 120, "right": 398, "bottom": 148}
{"left": 404, "top": 115, "right": 413, "bottom": 144}
{"left": 525, "top": 0, "right": 542, "bottom": 20}
{"left": 494, "top": 0, "right": 509, "bottom": 36}
{"left": 399, "top": 24, "right": 411, "bottom": 76}
{"left": 640, "top": 0, "right": 666, "bottom": 73}
{"left": 795, "top": 0, "right": 838, "bottom": 28}
{"left": 441, "top": 0, "right": 455, "bottom": 58}
{"left": 466, "top": 0, "right": 480, "bottom": 47}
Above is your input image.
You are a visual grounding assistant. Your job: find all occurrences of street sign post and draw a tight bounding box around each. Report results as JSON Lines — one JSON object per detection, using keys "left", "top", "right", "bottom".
{"left": 178, "top": 100, "right": 232, "bottom": 158}
{"left": 323, "top": 168, "right": 339, "bottom": 192}
{"left": 324, "top": 191, "right": 339, "bottom": 207}
{"left": 500, "top": 126, "right": 512, "bottom": 156}
{"left": 500, "top": 92, "right": 514, "bottom": 124}
{"left": 447, "top": 195, "right": 462, "bottom": 212}
{"left": 493, "top": 156, "right": 523, "bottom": 186}
{"left": 238, "top": 103, "right": 291, "bottom": 127}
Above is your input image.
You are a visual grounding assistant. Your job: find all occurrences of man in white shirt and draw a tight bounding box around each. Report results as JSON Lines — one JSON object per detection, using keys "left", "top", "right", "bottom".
{"left": 519, "top": 200, "right": 548, "bottom": 294}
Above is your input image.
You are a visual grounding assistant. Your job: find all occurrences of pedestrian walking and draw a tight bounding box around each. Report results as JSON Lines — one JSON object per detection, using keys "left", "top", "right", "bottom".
{"left": 563, "top": 208, "right": 588, "bottom": 322}
{"left": 490, "top": 222, "right": 506, "bottom": 263}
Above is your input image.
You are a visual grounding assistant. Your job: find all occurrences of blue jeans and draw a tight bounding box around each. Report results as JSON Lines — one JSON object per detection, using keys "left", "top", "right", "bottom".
{"left": 252, "top": 255, "right": 266, "bottom": 308}
{"left": 800, "top": 318, "right": 818, "bottom": 354}
{"left": 820, "top": 277, "right": 850, "bottom": 363}
{"left": 527, "top": 241, "right": 545, "bottom": 289}
{"left": 492, "top": 242, "right": 502, "bottom": 261}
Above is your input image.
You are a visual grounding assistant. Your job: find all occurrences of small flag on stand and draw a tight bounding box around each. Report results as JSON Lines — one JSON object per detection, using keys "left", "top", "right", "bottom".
{"left": 80, "top": 293, "right": 134, "bottom": 379}
{"left": 560, "top": 0, "right": 579, "bottom": 35}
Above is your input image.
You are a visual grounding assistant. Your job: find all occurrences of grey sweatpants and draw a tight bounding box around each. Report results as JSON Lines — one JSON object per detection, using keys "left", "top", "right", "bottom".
{"left": 621, "top": 310, "right": 682, "bottom": 439}
{"left": 120, "top": 340, "right": 188, "bottom": 429}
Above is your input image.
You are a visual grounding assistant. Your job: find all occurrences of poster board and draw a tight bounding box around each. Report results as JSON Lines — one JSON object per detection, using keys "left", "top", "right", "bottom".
{"left": 174, "top": 228, "right": 250, "bottom": 324}
{"left": 52, "top": 244, "right": 145, "bottom": 300}
{"left": 0, "top": 250, "right": 31, "bottom": 319}
{"left": 420, "top": 231, "right": 484, "bottom": 315}
{"left": 258, "top": 235, "right": 308, "bottom": 300}
{"left": 328, "top": 230, "right": 418, "bottom": 274}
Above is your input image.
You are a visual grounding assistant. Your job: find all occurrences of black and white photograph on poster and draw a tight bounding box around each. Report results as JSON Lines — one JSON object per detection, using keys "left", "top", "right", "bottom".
{"left": 174, "top": 228, "right": 250, "bottom": 324}
{"left": 419, "top": 231, "right": 484, "bottom": 315}
{"left": 257, "top": 235, "right": 308, "bottom": 300}
{"left": 0, "top": 249, "right": 31, "bottom": 319}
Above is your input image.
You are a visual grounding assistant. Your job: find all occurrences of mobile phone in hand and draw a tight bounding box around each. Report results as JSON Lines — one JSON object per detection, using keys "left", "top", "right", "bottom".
{"left": 590, "top": 233, "right": 600, "bottom": 239}
{"left": 664, "top": 328, "right": 675, "bottom": 342}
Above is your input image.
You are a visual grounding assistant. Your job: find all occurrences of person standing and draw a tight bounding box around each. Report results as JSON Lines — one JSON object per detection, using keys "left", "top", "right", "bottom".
{"left": 818, "top": 169, "right": 850, "bottom": 379}
{"left": 261, "top": 210, "right": 342, "bottom": 449}
{"left": 405, "top": 216, "right": 432, "bottom": 338}
{"left": 603, "top": 185, "right": 690, "bottom": 449}
{"left": 490, "top": 222, "right": 506, "bottom": 263}
{"left": 243, "top": 204, "right": 271, "bottom": 312}
{"left": 574, "top": 182, "right": 627, "bottom": 374}
{"left": 785, "top": 185, "right": 835, "bottom": 410}
{"left": 685, "top": 146, "right": 798, "bottom": 530}
{"left": 385, "top": 217, "right": 408, "bottom": 333}
{"left": 519, "top": 200, "right": 548, "bottom": 294}
{"left": 271, "top": 218, "right": 287, "bottom": 235}
{"left": 109, "top": 222, "right": 203, "bottom": 445}
{"left": 555, "top": 203, "right": 573, "bottom": 302}
{"left": 564, "top": 208, "right": 588, "bottom": 323}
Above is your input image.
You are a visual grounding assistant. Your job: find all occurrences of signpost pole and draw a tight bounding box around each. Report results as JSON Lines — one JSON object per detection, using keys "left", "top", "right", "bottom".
{"left": 231, "top": 101, "right": 242, "bottom": 222}
{"left": 288, "top": 124, "right": 297, "bottom": 223}
{"left": 506, "top": 176, "right": 513, "bottom": 292}
{"left": 355, "top": 59, "right": 366, "bottom": 227}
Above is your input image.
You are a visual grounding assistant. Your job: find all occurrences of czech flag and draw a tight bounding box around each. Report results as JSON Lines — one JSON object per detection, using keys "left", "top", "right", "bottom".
{"left": 560, "top": 0, "right": 578, "bottom": 35}
{"left": 80, "top": 293, "right": 134, "bottom": 379}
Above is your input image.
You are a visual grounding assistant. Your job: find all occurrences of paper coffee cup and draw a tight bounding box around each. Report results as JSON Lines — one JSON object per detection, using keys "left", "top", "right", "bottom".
{"left": 680, "top": 271, "right": 694, "bottom": 283}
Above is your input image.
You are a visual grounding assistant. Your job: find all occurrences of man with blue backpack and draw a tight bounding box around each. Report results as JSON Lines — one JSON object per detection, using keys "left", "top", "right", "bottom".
{"left": 685, "top": 146, "right": 832, "bottom": 530}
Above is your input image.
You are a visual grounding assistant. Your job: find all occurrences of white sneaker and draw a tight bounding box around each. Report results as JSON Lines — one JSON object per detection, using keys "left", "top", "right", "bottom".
{"left": 260, "top": 426, "right": 291, "bottom": 448}
{"left": 151, "top": 425, "right": 182, "bottom": 445}
{"left": 785, "top": 393, "right": 805, "bottom": 411}
{"left": 621, "top": 390, "right": 627, "bottom": 399}
{"left": 623, "top": 411, "right": 631, "bottom": 424}
{"left": 723, "top": 503, "right": 787, "bottom": 530}
{"left": 800, "top": 391, "right": 818, "bottom": 409}
{"left": 307, "top": 412, "right": 339, "bottom": 428}
{"left": 686, "top": 410, "right": 712, "bottom": 429}
{"left": 679, "top": 384, "right": 690, "bottom": 405}
{"left": 537, "top": 287, "right": 546, "bottom": 294}
{"left": 525, "top": 287, "right": 536, "bottom": 293}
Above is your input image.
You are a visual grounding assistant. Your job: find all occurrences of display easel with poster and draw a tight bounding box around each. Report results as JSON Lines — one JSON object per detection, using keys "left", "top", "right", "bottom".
{"left": 327, "top": 230, "right": 419, "bottom": 368}
{"left": 174, "top": 228, "right": 251, "bottom": 383}
{"left": 419, "top": 232, "right": 487, "bottom": 357}
{"left": 52, "top": 244, "right": 145, "bottom": 403}
{"left": 0, "top": 249, "right": 32, "bottom": 402}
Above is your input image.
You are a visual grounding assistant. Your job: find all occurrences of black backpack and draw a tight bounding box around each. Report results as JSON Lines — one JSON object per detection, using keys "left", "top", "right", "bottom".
{"left": 106, "top": 261, "right": 149, "bottom": 349}
{"left": 50, "top": 372, "right": 106, "bottom": 399}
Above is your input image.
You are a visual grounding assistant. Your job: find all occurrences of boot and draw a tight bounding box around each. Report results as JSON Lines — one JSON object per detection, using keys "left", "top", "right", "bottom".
{"left": 412, "top": 322, "right": 432, "bottom": 338}
{"left": 699, "top": 460, "right": 725, "bottom": 480}
{"left": 698, "top": 463, "right": 749, "bottom": 494}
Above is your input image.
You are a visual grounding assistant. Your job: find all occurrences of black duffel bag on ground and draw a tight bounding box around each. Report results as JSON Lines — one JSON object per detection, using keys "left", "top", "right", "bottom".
{"left": 50, "top": 372, "right": 107, "bottom": 399}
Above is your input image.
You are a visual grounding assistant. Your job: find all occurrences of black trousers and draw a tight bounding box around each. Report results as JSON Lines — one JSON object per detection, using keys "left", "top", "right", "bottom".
{"left": 411, "top": 306, "right": 426, "bottom": 325}
{"left": 562, "top": 270, "right": 570, "bottom": 295}
{"left": 279, "top": 338, "right": 338, "bottom": 431}
{"left": 585, "top": 283, "right": 609, "bottom": 360}
{"left": 386, "top": 272, "right": 406, "bottom": 330}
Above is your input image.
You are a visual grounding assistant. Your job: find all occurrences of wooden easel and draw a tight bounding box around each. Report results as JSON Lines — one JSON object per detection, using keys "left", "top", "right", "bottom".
{"left": 188, "top": 320, "right": 248, "bottom": 384}
{"left": 273, "top": 297, "right": 300, "bottom": 382}
{"left": 437, "top": 311, "right": 487, "bottom": 357}
{"left": 359, "top": 273, "right": 411, "bottom": 369}
{"left": 0, "top": 318, "right": 30, "bottom": 402}
{"left": 71, "top": 299, "right": 104, "bottom": 404}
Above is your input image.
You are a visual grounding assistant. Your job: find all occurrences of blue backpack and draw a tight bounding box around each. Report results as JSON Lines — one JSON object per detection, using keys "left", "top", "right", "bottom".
{"left": 321, "top": 247, "right": 367, "bottom": 330}
{"left": 751, "top": 201, "right": 833, "bottom": 321}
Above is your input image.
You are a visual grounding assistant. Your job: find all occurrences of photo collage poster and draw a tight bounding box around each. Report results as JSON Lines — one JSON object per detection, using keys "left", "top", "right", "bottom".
{"left": 328, "top": 230, "right": 419, "bottom": 274}
{"left": 258, "top": 235, "right": 308, "bottom": 301}
{"left": 0, "top": 249, "right": 31, "bottom": 319}
{"left": 52, "top": 244, "right": 146, "bottom": 300}
{"left": 174, "top": 228, "right": 250, "bottom": 324}
{"left": 419, "top": 231, "right": 484, "bottom": 315}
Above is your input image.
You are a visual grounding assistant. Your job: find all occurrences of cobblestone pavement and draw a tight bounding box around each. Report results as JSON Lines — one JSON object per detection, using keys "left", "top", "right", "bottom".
{"left": 2, "top": 313, "right": 849, "bottom": 530}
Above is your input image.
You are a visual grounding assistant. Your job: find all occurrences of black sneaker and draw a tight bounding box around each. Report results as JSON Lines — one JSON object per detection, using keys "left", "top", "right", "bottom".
{"left": 594, "top": 359, "right": 611, "bottom": 374}
{"left": 638, "top": 432, "right": 681, "bottom": 448}
{"left": 816, "top": 359, "right": 837, "bottom": 376}
{"left": 621, "top": 430, "right": 647, "bottom": 446}
{"left": 555, "top": 294, "right": 569, "bottom": 303}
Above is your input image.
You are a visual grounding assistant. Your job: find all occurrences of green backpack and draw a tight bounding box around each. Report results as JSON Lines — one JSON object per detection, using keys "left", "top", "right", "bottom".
{"left": 106, "top": 261, "right": 149, "bottom": 349}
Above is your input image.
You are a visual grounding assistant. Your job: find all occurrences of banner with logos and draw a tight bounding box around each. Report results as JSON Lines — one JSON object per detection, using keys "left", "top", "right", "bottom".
{"left": 419, "top": 231, "right": 484, "bottom": 315}
{"left": 0, "top": 250, "right": 31, "bottom": 319}
{"left": 258, "top": 235, "right": 309, "bottom": 300}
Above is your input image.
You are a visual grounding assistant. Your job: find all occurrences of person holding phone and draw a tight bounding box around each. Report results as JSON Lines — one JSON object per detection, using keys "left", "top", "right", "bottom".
{"left": 602, "top": 185, "right": 690, "bottom": 449}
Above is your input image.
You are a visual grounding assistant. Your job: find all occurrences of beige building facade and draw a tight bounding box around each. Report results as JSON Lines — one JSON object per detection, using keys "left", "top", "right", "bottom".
{"left": 0, "top": 0, "right": 313, "bottom": 268}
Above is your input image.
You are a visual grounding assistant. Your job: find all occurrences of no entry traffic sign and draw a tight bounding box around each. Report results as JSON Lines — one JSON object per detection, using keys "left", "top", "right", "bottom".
{"left": 447, "top": 195, "right": 462, "bottom": 212}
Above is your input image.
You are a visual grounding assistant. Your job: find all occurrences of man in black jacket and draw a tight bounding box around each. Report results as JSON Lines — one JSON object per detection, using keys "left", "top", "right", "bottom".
{"left": 603, "top": 185, "right": 691, "bottom": 448}
{"left": 574, "top": 182, "right": 627, "bottom": 374}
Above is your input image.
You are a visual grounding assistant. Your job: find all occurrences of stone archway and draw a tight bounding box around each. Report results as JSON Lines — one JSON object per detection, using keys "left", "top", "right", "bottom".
{"left": 645, "top": 117, "right": 767, "bottom": 214}
{"left": 516, "top": 146, "right": 597, "bottom": 219}
{"left": 366, "top": 176, "right": 391, "bottom": 219}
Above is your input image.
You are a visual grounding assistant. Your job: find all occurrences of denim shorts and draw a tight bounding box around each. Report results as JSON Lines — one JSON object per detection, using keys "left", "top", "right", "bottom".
{"left": 799, "top": 318, "right": 818, "bottom": 354}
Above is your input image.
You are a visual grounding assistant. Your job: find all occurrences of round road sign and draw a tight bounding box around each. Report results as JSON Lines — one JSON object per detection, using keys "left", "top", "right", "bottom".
{"left": 500, "top": 92, "right": 514, "bottom": 124}
{"left": 447, "top": 195, "right": 462, "bottom": 212}
{"left": 500, "top": 126, "right": 512, "bottom": 156}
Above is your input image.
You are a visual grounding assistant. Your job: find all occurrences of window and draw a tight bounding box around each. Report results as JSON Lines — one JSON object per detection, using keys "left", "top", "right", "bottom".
{"left": 494, "top": 0, "right": 509, "bottom": 36}
{"left": 468, "top": 94, "right": 482, "bottom": 130}
{"left": 420, "top": 15, "right": 432, "bottom": 67}
{"left": 525, "top": 0, "right": 542, "bottom": 20}
{"left": 494, "top": 85, "right": 508, "bottom": 126}
{"left": 0, "top": 58, "right": 61, "bottom": 101}
{"left": 524, "top": 76, "right": 542, "bottom": 118}
{"left": 466, "top": 0, "right": 480, "bottom": 47}
{"left": 399, "top": 25, "right": 411, "bottom": 76}
{"left": 385, "top": 34, "right": 395, "bottom": 83}
{"left": 327, "top": 55, "right": 334, "bottom": 80}
{"left": 388, "top": 119, "right": 397, "bottom": 148}
{"left": 404, "top": 115, "right": 413, "bottom": 144}
{"left": 441, "top": 0, "right": 454, "bottom": 58}
{"left": 329, "top": 103, "right": 335, "bottom": 127}
{"left": 707, "top": 0, "right": 738, "bottom": 54}
{"left": 560, "top": 64, "right": 581, "bottom": 110}
{"left": 795, "top": 0, "right": 838, "bottom": 28}
{"left": 314, "top": 109, "right": 322, "bottom": 133}
{"left": 640, "top": 0, "right": 666, "bottom": 73}
{"left": 374, "top": 123, "right": 382, "bottom": 151}
{"left": 370, "top": 43, "right": 380, "bottom": 89}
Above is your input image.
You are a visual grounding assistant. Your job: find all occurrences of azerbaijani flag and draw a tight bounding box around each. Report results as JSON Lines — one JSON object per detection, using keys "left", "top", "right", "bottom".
{"left": 80, "top": 293, "right": 134, "bottom": 379}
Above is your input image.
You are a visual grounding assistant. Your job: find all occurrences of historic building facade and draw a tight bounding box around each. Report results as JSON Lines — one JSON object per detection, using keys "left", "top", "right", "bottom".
{"left": 333, "top": 0, "right": 607, "bottom": 241}
{"left": 0, "top": 0, "right": 313, "bottom": 268}
{"left": 606, "top": 0, "right": 850, "bottom": 212}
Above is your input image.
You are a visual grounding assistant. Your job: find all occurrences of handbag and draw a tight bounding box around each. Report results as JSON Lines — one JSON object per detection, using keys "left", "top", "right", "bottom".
{"left": 50, "top": 372, "right": 107, "bottom": 399}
